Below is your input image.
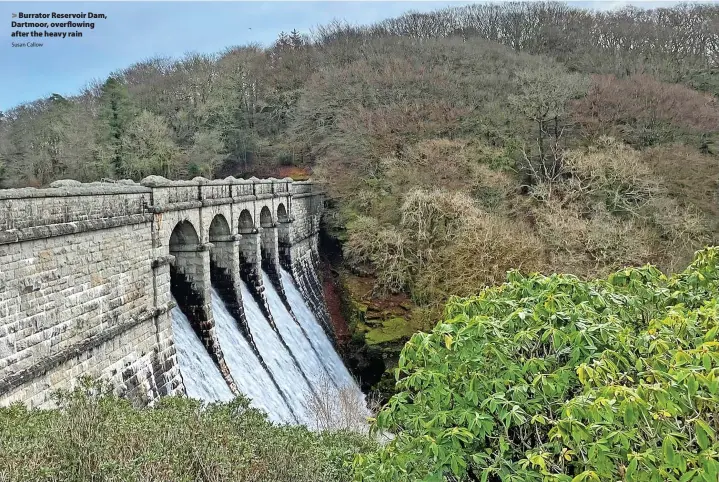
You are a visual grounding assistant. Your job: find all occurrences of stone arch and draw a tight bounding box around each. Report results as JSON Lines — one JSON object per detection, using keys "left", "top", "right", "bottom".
{"left": 260, "top": 206, "right": 273, "bottom": 228}
{"left": 239, "top": 209, "right": 254, "bottom": 233}
{"left": 277, "top": 203, "right": 289, "bottom": 223}
{"left": 208, "top": 213, "right": 232, "bottom": 274}
{"left": 168, "top": 219, "right": 210, "bottom": 347}
{"left": 259, "top": 205, "right": 279, "bottom": 286}
{"left": 168, "top": 220, "right": 237, "bottom": 396}
{"left": 169, "top": 220, "right": 199, "bottom": 249}
{"left": 209, "top": 214, "right": 231, "bottom": 241}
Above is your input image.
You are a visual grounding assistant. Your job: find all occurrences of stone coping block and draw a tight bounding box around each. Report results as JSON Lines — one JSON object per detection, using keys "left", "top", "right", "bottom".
{"left": 0, "top": 182, "right": 151, "bottom": 200}
{"left": 0, "top": 176, "right": 316, "bottom": 200}
{"left": 138, "top": 175, "right": 296, "bottom": 188}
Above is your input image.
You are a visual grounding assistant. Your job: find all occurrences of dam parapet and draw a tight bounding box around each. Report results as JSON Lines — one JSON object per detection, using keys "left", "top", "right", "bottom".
{"left": 0, "top": 176, "right": 325, "bottom": 408}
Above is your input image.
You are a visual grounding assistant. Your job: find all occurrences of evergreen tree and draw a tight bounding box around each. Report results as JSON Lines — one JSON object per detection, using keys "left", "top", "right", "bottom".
{"left": 98, "top": 77, "right": 135, "bottom": 177}
{"left": 289, "top": 29, "right": 303, "bottom": 48}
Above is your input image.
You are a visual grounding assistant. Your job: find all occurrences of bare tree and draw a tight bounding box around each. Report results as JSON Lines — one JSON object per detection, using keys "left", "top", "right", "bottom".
{"left": 509, "top": 64, "right": 588, "bottom": 183}
{"left": 305, "top": 375, "right": 372, "bottom": 432}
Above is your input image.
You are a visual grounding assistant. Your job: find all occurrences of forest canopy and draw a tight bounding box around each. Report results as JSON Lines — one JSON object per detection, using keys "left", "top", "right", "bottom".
{"left": 1, "top": 1, "right": 718, "bottom": 308}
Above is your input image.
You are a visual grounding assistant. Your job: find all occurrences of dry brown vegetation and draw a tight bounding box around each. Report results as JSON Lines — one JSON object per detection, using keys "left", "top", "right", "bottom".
{"left": 572, "top": 74, "right": 719, "bottom": 147}
{"left": 343, "top": 134, "right": 714, "bottom": 307}
{"left": 304, "top": 376, "right": 377, "bottom": 433}
{"left": 641, "top": 145, "right": 719, "bottom": 217}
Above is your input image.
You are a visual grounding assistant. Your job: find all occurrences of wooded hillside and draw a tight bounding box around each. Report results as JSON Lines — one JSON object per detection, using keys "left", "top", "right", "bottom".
{"left": 1, "top": 2, "right": 718, "bottom": 309}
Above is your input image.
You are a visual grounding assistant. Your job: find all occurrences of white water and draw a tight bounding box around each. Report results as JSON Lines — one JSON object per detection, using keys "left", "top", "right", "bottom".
{"left": 210, "top": 289, "right": 296, "bottom": 424}
{"left": 170, "top": 271, "right": 368, "bottom": 429}
{"left": 239, "top": 279, "right": 314, "bottom": 424}
{"left": 170, "top": 304, "right": 234, "bottom": 402}
{"left": 279, "top": 267, "right": 366, "bottom": 398}
{"left": 262, "top": 271, "right": 333, "bottom": 388}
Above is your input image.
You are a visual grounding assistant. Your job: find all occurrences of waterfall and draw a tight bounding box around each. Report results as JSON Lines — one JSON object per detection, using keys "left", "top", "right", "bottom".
{"left": 170, "top": 273, "right": 368, "bottom": 429}
{"left": 269, "top": 268, "right": 370, "bottom": 430}
{"left": 238, "top": 279, "right": 315, "bottom": 424}
{"left": 261, "top": 271, "right": 335, "bottom": 389}
{"left": 170, "top": 304, "right": 234, "bottom": 402}
{"left": 210, "top": 289, "right": 296, "bottom": 424}
{"left": 279, "top": 267, "right": 364, "bottom": 396}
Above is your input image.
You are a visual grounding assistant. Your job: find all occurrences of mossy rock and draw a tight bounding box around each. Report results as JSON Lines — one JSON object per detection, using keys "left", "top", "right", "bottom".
{"left": 365, "top": 310, "right": 384, "bottom": 320}
{"left": 364, "top": 317, "right": 384, "bottom": 326}
{"left": 399, "top": 302, "right": 413, "bottom": 311}
{"left": 364, "top": 317, "right": 415, "bottom": 346}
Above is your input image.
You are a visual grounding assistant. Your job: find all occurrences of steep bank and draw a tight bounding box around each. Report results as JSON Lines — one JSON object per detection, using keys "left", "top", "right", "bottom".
{"left": 319, "top": 224, "right": 427, "bottom": 402}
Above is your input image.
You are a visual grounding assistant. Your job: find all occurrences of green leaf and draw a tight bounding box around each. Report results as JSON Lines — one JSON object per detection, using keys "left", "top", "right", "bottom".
{"left": 679, "top": 469, "right": 698, "bottom": 482}
{"left": 695, "top": 419, "right": 714, "bottom": 450}
{"left": 624, "top": 404, "right": 637, "bottom": 426}
{"left": 688, "top": 375, "right": 699, "bottom": 397}
{"left": 626, "top": 457, "right": 638, "bottom": 481}
{"left": 663, "top": 437, "right": 677, "bottom": 467}
{"left": 703, "top": 353, "right": 712, "bottom": 371}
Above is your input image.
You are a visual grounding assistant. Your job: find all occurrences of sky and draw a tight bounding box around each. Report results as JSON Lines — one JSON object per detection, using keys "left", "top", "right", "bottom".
{"left": 0, "top": 0, "right": 693, "bottom": 111}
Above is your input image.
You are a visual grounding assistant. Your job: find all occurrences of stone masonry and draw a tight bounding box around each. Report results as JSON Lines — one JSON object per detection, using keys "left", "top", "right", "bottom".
{"left": 0, "top": 176, "right": 324, "bottom": 408}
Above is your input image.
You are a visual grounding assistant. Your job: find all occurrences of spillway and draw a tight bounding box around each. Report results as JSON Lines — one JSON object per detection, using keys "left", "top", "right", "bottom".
{"left": 280, "top": 267, "right": 365, "bottom": 396}
{"left": 262, "top": 271, "right": 334, "bottom": 389}
{"left": 170, "top": 304, "right": 234, "bottom": 402}
{"left": 210, "top": 289, "right": 296, "bottom": 424}
{"left": 169, "top": 274, "right": 368, "bottom": 429}
{"left": 239, "top": 279, "right": 315, "bottom": 424}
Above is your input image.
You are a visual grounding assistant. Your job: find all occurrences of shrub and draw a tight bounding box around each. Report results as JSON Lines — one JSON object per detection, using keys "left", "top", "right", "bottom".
{"left": 0, "top": 379, "right": 375, "bottom": 482}
{"left": 344, "top": 215, "right": 411, "bottom": 293}
{"left": 305, "top": 375, "right": 374, "bottom": 433}
{"left": 413, "top": 214, "right": 545, "bottom": 303}
{"left": 572, "top": 75, "right": 719, "bottom": 147}
{"left": 560, "top": 137, "right": 661, "bottom": 215}
{"left": 344, "top": 189, "right": 542, "bottom": 303}
{"left": 640, "top": 145, "right": 719, "bottom": 218}
{"left": 353, "top": 247, "right": 719, "bottom": 482}
{"left": 528, "top": 138, "right": 711, "bottom": 277}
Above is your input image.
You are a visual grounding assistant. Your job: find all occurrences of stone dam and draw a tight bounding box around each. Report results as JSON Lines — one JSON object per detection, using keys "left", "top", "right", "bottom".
{"left": 0, "top": 176, "right": 360, "bottom": 422}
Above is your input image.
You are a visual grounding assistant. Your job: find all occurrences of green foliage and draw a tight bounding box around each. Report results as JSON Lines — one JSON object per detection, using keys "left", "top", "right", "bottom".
{"left": 185, "top": 130, "right": 227, "bottom": 178}
{"left": 97, "top": 77, "right": 136, "bottom": 176}
{"left": 353, "top": 247, "right": 719, "bottom": 482}
{"left": 0, "top": 379, "right": 374, "bottom": 482}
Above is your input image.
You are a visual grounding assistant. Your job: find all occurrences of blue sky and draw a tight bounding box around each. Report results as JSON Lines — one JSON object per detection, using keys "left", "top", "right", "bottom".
{"left": 0, "top": 1, "right": 687, "bottom": 111}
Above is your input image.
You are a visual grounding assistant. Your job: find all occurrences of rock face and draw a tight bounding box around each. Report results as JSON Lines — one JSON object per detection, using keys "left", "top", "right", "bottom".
{"left": 0, "top": 177, "right": 324, "bottom": 408}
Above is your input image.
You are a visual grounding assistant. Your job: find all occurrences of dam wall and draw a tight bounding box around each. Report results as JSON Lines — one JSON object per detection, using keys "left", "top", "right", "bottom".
{"left": 0, "top": 176, "right": 325, "bottom": 408}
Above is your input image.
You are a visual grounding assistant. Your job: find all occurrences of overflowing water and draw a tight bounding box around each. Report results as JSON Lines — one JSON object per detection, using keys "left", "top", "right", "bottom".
{"left": 262, "top": 271, "right": 334, "bottom": 389}
{"left": 210, "top": 289, "right": 296, "bottom": 424}
{"left": 170, "top": 304, "right": 234, "bottom": 402}
{"left": 170, "top": 270, "right": 368, "bottom": 429}
{"left": 279, "top": 267, "right": 364, "bottom": 395}
{"left": 238, "top": 279, "right": 314, "bottom": 424}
